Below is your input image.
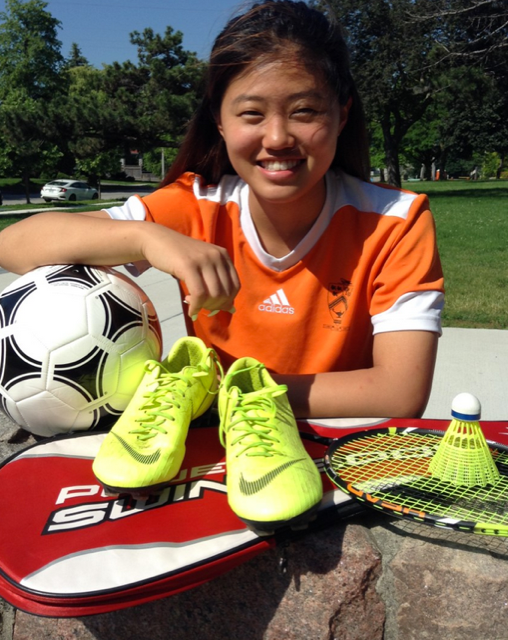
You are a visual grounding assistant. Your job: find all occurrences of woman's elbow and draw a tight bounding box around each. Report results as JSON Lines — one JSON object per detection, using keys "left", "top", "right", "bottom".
{"left": 388, "top": 387, "right": 432, "bottom": 419}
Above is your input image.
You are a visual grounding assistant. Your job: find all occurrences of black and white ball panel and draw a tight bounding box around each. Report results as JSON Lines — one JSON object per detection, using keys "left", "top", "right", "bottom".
{"left": 0, "top": 265, "right": 162, "bottom": 436}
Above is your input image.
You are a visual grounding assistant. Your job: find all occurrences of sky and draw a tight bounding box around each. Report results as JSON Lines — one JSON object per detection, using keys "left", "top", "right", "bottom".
{"left": 0, "top": 0, "right": 247, "bottom": 67}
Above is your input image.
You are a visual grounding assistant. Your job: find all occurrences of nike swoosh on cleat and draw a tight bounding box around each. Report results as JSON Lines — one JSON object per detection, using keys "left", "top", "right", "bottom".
{"left": 111, "top": 432, "right": 161, "bottom": 465}
{"left": 239, "top": 458, "right": 305, "bottom": 495}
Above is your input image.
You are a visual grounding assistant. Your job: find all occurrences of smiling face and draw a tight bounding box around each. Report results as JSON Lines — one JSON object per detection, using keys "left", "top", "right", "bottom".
{"left": 217, "top": 57, "right": 350, "bottom": 223}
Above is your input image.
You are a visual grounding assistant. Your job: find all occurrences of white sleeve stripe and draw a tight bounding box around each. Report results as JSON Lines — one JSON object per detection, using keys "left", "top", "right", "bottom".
{"left": 371, "top": 291, "right": 444, "bottom": 336}
{"left": 103, "top": 196, "right": 147, "bottom": 221}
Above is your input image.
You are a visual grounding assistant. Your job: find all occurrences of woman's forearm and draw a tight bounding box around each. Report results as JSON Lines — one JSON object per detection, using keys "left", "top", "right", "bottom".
{"left": 0, "top": 211, "right": 147, "bottom": 274}
{"left": 278, "top": 367, "right": 430, "bottom": 419}
{"left": 0, "top": 210, "right": 240, "bottom": 317}
{"left": 277, "top": 331, "right": 439, "bottom": 420}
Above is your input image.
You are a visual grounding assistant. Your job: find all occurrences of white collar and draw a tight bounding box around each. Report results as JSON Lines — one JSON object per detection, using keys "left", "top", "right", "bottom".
{"left": 239, "top": 172, "right": 336, "bottom": 272}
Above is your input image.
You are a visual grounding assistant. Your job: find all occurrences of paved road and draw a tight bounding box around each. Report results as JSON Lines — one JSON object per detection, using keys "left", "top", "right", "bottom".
{"left": 0, "top": 183, "right": 157, "bottom": 207}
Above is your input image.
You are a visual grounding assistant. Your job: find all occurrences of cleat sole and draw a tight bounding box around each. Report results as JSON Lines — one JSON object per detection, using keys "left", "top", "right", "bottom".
{"left": 239, "top": 502, "right": 321, "bottom": 536}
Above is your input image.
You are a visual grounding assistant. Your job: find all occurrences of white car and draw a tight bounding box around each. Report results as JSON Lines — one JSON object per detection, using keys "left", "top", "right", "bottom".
{"left": 41, "top": 180, "right": 99, "bottom": 203}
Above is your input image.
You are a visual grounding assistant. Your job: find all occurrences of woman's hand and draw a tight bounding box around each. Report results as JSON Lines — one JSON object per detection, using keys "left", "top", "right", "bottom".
{"left": 140, "top": 223, "right": 240, "bottom": 320}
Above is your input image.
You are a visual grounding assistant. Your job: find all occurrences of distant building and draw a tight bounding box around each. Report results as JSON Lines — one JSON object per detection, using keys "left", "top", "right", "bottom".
{"left": 121, "top": 151, "right": 159, "bottom": 182}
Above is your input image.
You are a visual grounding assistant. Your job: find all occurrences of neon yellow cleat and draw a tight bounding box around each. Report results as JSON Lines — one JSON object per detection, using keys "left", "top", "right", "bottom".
{"left": 219, "top": 357, "right": 322, "bottom": 534}
{"left": 93, "top": 337, "right": 220, "bottom": 493}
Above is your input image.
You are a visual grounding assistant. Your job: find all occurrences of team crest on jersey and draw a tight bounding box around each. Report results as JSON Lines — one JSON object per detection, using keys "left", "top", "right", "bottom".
{"left": 328, "top": 280, "right": 352, "bottom": 324}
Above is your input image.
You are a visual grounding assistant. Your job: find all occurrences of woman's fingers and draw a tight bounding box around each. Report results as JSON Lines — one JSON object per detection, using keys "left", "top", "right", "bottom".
{"left": 183, "top": 259, "right": 239, "bottom": 319}
{"left": 142, "top": 226, "right": 240, "bottom": 319}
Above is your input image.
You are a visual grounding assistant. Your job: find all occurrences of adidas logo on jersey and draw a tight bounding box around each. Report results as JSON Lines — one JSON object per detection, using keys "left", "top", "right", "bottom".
{"left": 258, "top": 289, "right": 295, "bottom": 314}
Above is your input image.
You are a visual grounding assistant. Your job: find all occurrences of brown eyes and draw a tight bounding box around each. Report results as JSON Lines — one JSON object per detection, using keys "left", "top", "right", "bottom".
{"left": 238, "top": 108, "right": 320, "bottom": 120}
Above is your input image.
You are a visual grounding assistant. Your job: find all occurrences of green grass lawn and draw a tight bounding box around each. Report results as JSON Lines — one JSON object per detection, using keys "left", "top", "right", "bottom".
{"left": 0, "top": 202, "right": 119, "bottom": 231}
{"left": 0, "top": 200, "right": 119, "bottom": 214}
{"left": 2, "top": 179, "right": 507, "bottom": 329}
{"left": 405, "top": 179, "right": 508, "bottom": 329}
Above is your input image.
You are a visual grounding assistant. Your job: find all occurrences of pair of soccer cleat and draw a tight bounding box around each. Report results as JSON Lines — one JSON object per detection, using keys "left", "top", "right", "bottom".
{"left": 92, "top": 337, "right": 323, "bottom": 533}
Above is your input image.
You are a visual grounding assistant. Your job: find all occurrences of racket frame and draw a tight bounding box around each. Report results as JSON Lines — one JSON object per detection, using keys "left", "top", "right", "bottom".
{"left": 323, "top": 427, "right": 508, "bottom": 536}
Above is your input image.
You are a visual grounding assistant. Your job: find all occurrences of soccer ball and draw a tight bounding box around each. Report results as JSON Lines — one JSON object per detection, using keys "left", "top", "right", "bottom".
{"left": 0, "top": 264, "right": 162, "bottom": 437}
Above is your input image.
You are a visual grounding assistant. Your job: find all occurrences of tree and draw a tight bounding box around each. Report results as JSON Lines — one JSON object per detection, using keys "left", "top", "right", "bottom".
{"left": 60, "top": 64, "right": 123, "bottom": 186}
{"left": 0, "top": 0, "right": 66, "bottom": 201}
{"left": 0, "top": 90, "right": 63, "bottom": 180}
{"left": 398, "top": 109, "right": 440, "bottom": 180}
{"left": 401, "top": 65, "right": 494, "bottom": 178}
{"left": 62, "top": 26, "right": 204, "bottom": 184}
{"left": 106, "top": 26, "right": 205, "bottom": 152}
{"left": 405, "top": 0, "right": 508, "bottom": 69}
{"left": 0, "top": 0, "right": 64, "bottom": 100}
{"left": 405, "top": 0, "right": 508, "bottom": 178}
{"left": 142, "top": 145, "right": 179, "bottom": 180}
{"left": 316, "top": 0, "right": 508, "bottom": 186}
{"left": 75, "top": 149, "right": 121, "bottom": 197}
{"left": 65, "top": 42, "right": 89, "bottom": 69}
{"left": 316, "top": 0, "right": 443, "bottom": 187}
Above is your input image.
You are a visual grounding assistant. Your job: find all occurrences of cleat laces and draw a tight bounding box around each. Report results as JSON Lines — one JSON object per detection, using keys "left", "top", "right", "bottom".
{"left": 220, "top": 382, "right": 289, "bottom": 458}
{"left": 131, "top": 358, "right": 219, "bottom": 441}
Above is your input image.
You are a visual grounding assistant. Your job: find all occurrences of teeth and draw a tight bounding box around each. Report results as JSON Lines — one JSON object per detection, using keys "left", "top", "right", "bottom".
{"left": 261, "top": 160, "right": 299, "bottom": 171}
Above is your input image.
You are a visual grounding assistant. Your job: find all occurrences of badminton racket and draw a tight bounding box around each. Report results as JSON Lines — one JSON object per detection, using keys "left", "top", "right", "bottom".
{"left": 323, "top": 427, "right": 508, "bottom": 536}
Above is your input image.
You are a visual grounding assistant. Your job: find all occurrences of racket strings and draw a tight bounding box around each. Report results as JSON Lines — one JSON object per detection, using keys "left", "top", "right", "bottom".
{"left": 327, "top": 431, "right": 508, "bottom": 534}
{"left": 384, "top": 479, "right": 508, "bottom": 521}
{"left": 331, "top": 432, "right": 438, "bottom": 485}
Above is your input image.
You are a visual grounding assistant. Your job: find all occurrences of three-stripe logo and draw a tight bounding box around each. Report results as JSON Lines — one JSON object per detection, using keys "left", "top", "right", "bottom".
{"left": 258, "top": 288, "right": 295, "bottom": 314}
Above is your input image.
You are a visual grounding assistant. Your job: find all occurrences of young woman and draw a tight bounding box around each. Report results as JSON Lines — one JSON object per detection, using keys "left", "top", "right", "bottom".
{"left": 0, "top": 0, "right": 444, "bottom": 421}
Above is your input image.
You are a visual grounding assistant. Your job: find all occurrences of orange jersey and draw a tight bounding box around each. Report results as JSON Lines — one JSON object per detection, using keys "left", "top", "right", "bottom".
{"left": 106, "top": 171, "right": 444, "bottom": 374}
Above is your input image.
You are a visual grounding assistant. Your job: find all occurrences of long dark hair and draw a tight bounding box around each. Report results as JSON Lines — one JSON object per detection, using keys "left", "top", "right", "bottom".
{"left": 162, "top": 0, "right": 370, "bottom": 186}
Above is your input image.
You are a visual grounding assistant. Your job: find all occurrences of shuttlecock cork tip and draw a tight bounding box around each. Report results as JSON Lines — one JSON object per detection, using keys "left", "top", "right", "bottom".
{"left": 451, "top": 392, "right": 481, "bottom": 421}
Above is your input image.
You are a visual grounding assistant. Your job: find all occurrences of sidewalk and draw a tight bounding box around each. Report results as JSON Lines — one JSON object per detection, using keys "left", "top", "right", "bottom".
{"left": 1, "top": 266, "right": 507, "bottom": 420}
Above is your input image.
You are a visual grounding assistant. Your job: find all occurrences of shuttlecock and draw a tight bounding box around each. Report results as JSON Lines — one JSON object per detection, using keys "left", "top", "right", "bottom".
{"left": 428, "top": 393, "right": 500, "bottom": 487}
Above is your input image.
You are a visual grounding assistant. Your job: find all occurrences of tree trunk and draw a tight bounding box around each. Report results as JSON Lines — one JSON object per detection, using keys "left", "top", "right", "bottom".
{"left": 379, "top": 110, "right": 402, "bottom": 187}
{"left": 23, "top": 172, "right": 31, "bottom": 205}
{"left": 381, "top": 126, "right": 401, "bottom": 187}
{"left": 439, "top": 149, "right": 448, "bottom": 181}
